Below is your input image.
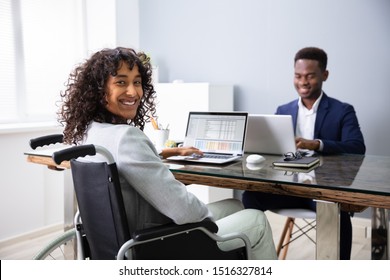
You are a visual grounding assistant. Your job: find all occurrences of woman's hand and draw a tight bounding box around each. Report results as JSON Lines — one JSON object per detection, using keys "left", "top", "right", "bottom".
{"left": 159, "top": 146, "right": 203, "bottom": 159}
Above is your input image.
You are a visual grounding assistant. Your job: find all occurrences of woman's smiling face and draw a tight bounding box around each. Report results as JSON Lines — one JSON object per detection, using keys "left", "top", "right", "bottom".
{"left": 105, "top": 62, "right": 143, "bottom": 121}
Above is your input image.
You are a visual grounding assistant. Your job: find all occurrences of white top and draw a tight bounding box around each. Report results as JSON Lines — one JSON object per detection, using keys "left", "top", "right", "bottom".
{"left": 296, "top": 92, "right": 324, "bottom": 151}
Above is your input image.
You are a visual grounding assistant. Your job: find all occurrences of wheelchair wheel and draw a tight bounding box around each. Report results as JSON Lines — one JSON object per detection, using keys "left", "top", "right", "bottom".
{"left": 33, "top": 229, "right": 76, "bottom": 260}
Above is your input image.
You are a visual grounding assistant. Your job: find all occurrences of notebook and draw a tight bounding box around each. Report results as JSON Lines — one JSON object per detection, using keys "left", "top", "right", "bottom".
{"left": 245, "top": 114, "right": 296, "bottom": 155}
{"left": 167, "top": 111, "right": 248, "bottom": 164}
{"left": 272, "top": 156, "right": 320, "bottom": 168}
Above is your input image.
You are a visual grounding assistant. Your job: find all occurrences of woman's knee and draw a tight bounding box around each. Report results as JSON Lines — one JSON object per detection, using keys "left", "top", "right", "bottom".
{"left": 207, "top": 198, "right": 244, "bottom": 220}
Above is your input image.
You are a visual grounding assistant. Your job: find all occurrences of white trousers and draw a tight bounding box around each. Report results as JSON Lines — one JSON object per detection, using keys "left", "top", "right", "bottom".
{"left": 207, "top": 199, "right": 277, "bottom": 260}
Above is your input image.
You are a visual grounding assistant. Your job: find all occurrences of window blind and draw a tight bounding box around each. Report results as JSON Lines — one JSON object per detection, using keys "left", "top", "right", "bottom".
{"left": 0, "top": 0, "right": 85, "bottom": 123}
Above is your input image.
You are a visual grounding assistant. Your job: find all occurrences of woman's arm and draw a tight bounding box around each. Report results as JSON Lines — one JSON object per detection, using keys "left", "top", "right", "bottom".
{"left": 117, "top": 128, "right": 211, "bottom": 224}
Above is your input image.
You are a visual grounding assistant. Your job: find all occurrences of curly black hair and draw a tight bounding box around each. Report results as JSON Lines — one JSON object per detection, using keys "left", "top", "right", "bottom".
{"left": 58, "top": 47, "right": 157, "bottom": 144}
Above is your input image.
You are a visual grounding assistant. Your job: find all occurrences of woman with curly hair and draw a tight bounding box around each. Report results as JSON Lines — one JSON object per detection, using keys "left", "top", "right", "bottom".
{"left": 58, "top": 47, "right": 276, "bottom": 259}
{"left": 59, "top": 47, "right": 200, "bottom": 159}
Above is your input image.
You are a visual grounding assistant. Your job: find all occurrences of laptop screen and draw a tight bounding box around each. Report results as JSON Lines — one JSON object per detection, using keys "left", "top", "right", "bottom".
{"left": 245, "top": 114, "right": 296, "bottom": 155}
{"left": 184, "top": 112, "right": 248, "bottom": 155}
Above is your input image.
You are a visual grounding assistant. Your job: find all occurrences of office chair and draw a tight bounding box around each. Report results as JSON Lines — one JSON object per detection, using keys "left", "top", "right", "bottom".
{"left": 52, "top": 143, "right": 251, "bottom": 260}
{"left": 270, "top": 208, "right": 316, "bottom": 260}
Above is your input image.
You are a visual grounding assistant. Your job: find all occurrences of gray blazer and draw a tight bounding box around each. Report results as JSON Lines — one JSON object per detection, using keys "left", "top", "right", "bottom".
{"left": 83, "top": 121, "right": 211, "bottom": 234}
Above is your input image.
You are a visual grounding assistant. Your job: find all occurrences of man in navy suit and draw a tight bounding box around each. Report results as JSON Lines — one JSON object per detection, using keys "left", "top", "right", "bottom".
{"left": 243, "top": 47, "right": 365, "bottom": 259}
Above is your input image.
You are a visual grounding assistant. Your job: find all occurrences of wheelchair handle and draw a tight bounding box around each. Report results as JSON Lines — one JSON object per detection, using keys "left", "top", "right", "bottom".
{"left": 30, "top": 134, "right": 64, "bottom": 149}
{"left": 52, "top": 145, "right": 96, "bottom": 165}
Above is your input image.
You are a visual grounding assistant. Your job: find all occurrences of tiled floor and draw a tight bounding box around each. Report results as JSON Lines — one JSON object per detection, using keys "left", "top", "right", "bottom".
{"left": 0, "top": 212, "right": 372, "bottom": 260}
{"left": 265, "top": 211, "right": 372, "bottom": 260}
{"left": 0, "top": 229, "right": 64, "bottom": 260}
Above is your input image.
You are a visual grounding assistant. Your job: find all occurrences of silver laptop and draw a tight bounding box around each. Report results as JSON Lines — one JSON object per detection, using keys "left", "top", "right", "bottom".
{"left": 167, "top": 111, "right": 248, "bottom": 164}
{"left": 245, "top": 114, "right": 296, "bottom": 155}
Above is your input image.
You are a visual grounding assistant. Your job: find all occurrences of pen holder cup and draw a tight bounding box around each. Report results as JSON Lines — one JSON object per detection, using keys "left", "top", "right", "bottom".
{"left": 153, "top": 129, "right": 170, "bottom": 150}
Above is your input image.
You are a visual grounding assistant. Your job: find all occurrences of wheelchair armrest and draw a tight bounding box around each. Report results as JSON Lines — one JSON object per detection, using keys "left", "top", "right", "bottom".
{"left": 132, "top": 218, "right": 218, "bottom": 242}
{"left": 29, "top": 134, "right": 63, "bottom": 149}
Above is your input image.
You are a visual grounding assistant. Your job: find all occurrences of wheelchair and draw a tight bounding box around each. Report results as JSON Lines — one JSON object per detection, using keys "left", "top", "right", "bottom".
{"left": 30, "top": 134, "right": 251, "bottom": 260}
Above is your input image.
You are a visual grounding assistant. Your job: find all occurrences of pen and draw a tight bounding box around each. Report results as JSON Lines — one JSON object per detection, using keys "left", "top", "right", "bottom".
{"left": 150, "top": 115, "right": 159, "bottom": 130}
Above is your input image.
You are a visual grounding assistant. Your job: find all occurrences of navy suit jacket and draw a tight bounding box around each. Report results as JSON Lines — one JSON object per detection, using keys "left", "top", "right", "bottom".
{"left": 276, "top": 93, "right": 366, "bottom": 154}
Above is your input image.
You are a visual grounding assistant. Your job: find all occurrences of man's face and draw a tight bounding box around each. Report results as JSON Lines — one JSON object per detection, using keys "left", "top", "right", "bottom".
{"left": 294, "top": 59, "right": 328, "bottom": 101}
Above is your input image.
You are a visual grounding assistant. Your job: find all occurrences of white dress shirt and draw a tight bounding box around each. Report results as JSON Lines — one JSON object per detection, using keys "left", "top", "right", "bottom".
{"left": 296, "top": 92, "right": 324, "bottom": 151}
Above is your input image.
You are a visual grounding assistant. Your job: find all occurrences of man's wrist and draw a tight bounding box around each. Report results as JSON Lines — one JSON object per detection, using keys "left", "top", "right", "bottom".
{"left": 315, "top": 139, "right": 323, "bottom": 151}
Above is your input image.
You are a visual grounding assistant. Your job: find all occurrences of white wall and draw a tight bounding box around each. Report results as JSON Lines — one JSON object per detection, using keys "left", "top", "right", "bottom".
{"left": 116, "top": 0, "right": 139, "bottom": 49}
{"left": 139, "top": 0, "right": 390, "bottom": 156}
{"left": 0, "top": 126, "right": 64, "bottom": 240}
{"left": 84, "top": 0, "right": 139, "bottom": 53}
{"left": 84, "top": 0, "right": 116, "bottom": 53}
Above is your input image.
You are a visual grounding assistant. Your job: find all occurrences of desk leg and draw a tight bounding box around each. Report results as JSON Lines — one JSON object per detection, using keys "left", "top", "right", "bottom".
{"left": 63, "top": 169, "right": 77, "bottom": 259}
{"left": 316, "top": 201, "right": 340, "bottom": 259}
{"left": 371, "top": 207, "right": 389, "bottom": 260}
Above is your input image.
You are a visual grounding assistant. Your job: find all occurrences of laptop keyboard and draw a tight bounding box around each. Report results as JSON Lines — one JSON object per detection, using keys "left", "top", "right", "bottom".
{"left": 203, "top": 154, "right": 233, "bottom": 159}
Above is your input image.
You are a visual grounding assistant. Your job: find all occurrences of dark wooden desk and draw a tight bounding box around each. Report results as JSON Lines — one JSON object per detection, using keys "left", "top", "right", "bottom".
{"left": 26, "top": 151, "right": 390, "bottom": 260}
{"left": 166, "top": 153, "right": 390, "bottom": 260}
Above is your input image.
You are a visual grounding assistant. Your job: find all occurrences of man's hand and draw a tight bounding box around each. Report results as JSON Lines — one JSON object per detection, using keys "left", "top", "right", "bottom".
{"left": 295, "top": 137, "right": 320, "bottom": 151}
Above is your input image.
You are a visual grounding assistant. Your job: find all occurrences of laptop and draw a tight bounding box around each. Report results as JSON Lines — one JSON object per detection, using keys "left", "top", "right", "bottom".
{"left": 167, "top": 111, "right": 248, "bottom": 164}
{"left": 245, "top": 114, "right": 296, "bottom": 155}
